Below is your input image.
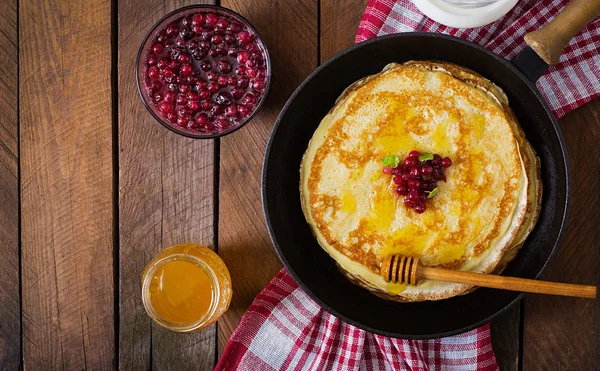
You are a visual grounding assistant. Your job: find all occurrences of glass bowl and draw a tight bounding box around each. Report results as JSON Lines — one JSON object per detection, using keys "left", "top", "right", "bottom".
{"left": 136, "top": 5, "right": 271, "bottom": 139}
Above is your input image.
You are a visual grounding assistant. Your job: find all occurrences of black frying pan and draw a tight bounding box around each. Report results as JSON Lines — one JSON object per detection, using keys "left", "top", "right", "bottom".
{"left": 262, "top": 1, "right": 599, "bottom": 338}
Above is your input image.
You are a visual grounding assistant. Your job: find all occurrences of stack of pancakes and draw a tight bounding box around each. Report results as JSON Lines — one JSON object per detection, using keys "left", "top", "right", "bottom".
{"left": 300, "top": 61, "right": 542, "bottom": 301}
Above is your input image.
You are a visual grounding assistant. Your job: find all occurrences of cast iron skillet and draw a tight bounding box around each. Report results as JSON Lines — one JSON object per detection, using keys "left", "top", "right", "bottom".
{"left": 262, "top": 1, "right": 598, "bottom": 338}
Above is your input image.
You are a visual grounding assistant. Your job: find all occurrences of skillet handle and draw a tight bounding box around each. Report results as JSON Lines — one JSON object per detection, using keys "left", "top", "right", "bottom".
{"left": 524, "top": 0, "right": 600, "bottom": 65}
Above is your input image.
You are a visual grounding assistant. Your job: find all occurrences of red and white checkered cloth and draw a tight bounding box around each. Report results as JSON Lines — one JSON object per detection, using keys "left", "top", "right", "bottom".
{"left": 356, "top": 0, "right": 600, "bottom": 118}
{"left": 215, "top": 269, "right": 498, "bottom": 371}
{"left": 216, "top": 2, "right": 600, "bottom": 370}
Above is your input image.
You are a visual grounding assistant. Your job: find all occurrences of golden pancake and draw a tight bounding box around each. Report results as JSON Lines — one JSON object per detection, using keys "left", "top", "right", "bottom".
{"left": 300, "top": 61, "right": 541, "bottom": 301}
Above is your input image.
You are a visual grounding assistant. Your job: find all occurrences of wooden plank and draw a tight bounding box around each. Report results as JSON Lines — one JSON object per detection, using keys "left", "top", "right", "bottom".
{"left": 0, "top": 0, "right": 20, "bottom": 368}
{"left": 523, "top": 99, "right": 600, "bottom": 369}
{"left": 320, "top": 0, "right": 366, "bottom": 62}
{"left": 19, "top": 0, "right": 114, "bottom": 368}
{"left": 118, "top": 1, "right": 217, "bottom": 370}
{"left": 490, "top": 302, "right": 521, "bottom": 371}
{"left": 217, "top": 0, "right": 318, "bottom": 355}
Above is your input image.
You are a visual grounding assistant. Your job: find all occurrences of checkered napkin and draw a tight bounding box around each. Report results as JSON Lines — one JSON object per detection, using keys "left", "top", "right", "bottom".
{"left": 215, "top": 269, "right": 498, "bottom": 370}
{"left": 356, "top": 0, "right": 600, "bottom": 118}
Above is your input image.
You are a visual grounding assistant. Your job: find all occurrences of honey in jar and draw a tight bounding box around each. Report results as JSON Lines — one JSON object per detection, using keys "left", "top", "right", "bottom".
{"left": 141, "top": 243, "right": 232, "bottom": 332}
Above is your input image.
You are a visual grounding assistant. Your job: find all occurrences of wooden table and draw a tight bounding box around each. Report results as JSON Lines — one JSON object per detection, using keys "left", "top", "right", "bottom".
{"left": 1, "top": 0, "right": 598, "bottom": 369}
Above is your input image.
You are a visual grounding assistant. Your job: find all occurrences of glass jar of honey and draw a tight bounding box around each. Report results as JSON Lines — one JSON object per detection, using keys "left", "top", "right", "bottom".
{"left": 141, "top": 242, "right": 232, "bottom": 332}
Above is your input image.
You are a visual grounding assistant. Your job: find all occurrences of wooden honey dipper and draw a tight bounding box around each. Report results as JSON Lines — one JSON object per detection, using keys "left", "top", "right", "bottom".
{"left": 381, "top": 255, "right": 597, "bottom": 299}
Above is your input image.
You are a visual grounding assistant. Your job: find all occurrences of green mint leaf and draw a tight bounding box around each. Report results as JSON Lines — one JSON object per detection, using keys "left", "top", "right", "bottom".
{"left": 382, "top": 155, "right": 399, "bottom": 168}
{"left": 427, "top": 187, "right": 439, "bottom": 199}
{"left": 418, "top": 153, "right": 434, "bottom": 162}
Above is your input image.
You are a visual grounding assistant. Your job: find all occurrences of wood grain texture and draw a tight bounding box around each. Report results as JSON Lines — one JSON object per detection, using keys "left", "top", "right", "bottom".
{"left": 523, "top": 98, "right": 600, "bottom": 370}
{"left": 490, "top": 302, "right": 520, "bottom": 371}
{"left": 19, "top": 0, "right": 114, "bottom": 369}
{"left": 217, "top": 0, "right": 318, "bottom": 355}
{"left": 0, "top": 0, "right": 20, "bottom": 368}
{"left": 118, "top": 1, "right": 217, "bottom": 370}
{"left": 320, "top": 0, "right": 366, "bottom": 62}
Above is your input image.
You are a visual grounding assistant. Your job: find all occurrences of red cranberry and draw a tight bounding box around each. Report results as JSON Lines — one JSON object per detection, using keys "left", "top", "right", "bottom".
{"left": 409, "top": 167, "right": 420, "bottom": 179}
{"left": 180, "top": 64, "right": 193, "bottom": 77}
{"left": 226, "top": 21, "right": 242, "bottom": 33}
{"left": 178, "top": 53, "right": 190, "bottom": 63}
{"left": 176, "top": 116, "right": 187, "bottom": 127}
{"left": 421, "top": 165, "right": 433, "bottom": 176}
{"left": 166, "top": 112, "right": 177, "bottom": 123}
{"left": 252, "top": 79, "right": 265, "bottom": 90}
{"left": 408, "top": 150, "right": 420, "bottom": 158}
{"left": 187, "top": 91, "right": 198, "bottom": 101}
{"left": 201, "top": 30, "right": 213, "bottom": 41}
{"left": 216, "top": 44, "right": 228, "bottom": 56}
{"left": 186, "top": 121, "right": 199, "bottom": 131}
{"left": 176, "top": 94, "right": 187, "bottom": 105}
{"left": 237, "top": 31, "right": 253, "bottom": 45}
{"left": 223, "top": 77, "right": 235, "bottom": 87}
{"left": 202, "top": 101, "right": 213, "bottom": 111}
{"left": 215, "top": 117, "right": 229, "bottom": 130}
{"left": 163, "top": 68, "right": 174, "bottom": 79}
{"left": 396, "top": 185, "right": 409, "bottom": 195}
{"left": 393, "top": 176, "right": 404, "bottom": 185}
{"left": 212, "top": 105, "right": 225, "bottom": 116}
{"left": 208, "top": 82, "right": 219, "bottom": 93}
{"left": 157, "top": 57, "right": 169, "bottom": 69}
{"left": 406, "top": 191, "right": 420, "bottom": 203}
{"left": 167, "top": 83, "right": 179, "bottom": 91}
{"left": 225, "top": 105, "right": 238, "bottom": 117}
{"left": 178, "top": 84, "right": 189, "bottom": 94}
{"left": 392, "top": 167, "right": 402, "bottom": 175}
{"left": 400, "top": 170, "right": 410, "bottom": 182}
{"left": 200, "top": 61, "right": 212, "bottom": 71}
{"left": 256, "top": 68, "right": 267, "bottom": 79}
{"left": 167, "top": 58, "right": 179, "bottom": 69}
{"left": 192, "top": 25, "right": 203, "bottom": 34}
{"left": 414, "top": 204, "right": 427, "bottom": 213}
{"left": 196, "top": 113, "right": 209, "bottom": 126}
{"left": 218, "top": 60, "right": 232, "bottom": 73}
{"left": 246, "top": 59, "right": 258, "bottom": 68}
{"left": 247, "top": 43, "right": 259, "bottom": 53}
{"left": 207, "top": 71, "right": 218, "bottom": 82}
{"left": 188, "top": 100, "right": 200, "bottom": 111}
{"left": 237, "top": 104, "right": 250, "bottom": 117}
{"left": 408, "top": 179, "right": 421, "bottom": 190}
{"left": 228, "top": 46, "right": 239, "bottom": 57}
{"left": 159, "top": 101, "right": 174, "bottom": 114}
{"left": 192, "top": 13, "right": 205, "bottom": 27}
{"left": 246, "top": 67, "right": 256, "bottom": 78}
{"left": 164, "top": 91, "right": 175, "bottom": 102}
{"left": 433, "top": 154, "right": 442, "bottom": 165}
{"left": 404, "top": 157, "right": 418, "bottom": 168}
{"left": 166, "top": 24, "right": 178, "bottom": 37}
{"left": 176, "top": 38, "right": 186, "bottom": 47}
{"left": 404, "top": 198, "right": 416, "bottom": 208}
{"left": 216, "top": 17, "right": 229, "bottom": 29}
{"left": 152, "top": 43, "right": 164, "bottom": 54}
{"left": 211, "top": 33, "right": 223, "bottom": 45}
{"left": 152, "top": 93, "right": 163, "bottom": 103}
{"left": 235, "top": 65, "right": 246, "bottom": 75}
{"left": 193, "top": 48, "right": 208, "bottom": 60}
{"left": 148, "top": 66, "right": 159, "bottom": 79}
{"left": 147, "top": 55, "right": 157, "bottom": 66}
{"left": 217, "top": 75, "right": 228, "bottom": 86}
{"left": 196, "top": 80, "right": 208, "bottom": 90}
{"left": 209, "top": 49, "right": 218, "bottom": 57}
{"left": 231, "top": 86, "right": 244, "bottom": 99}
{"left": 237, "top": 51, "right": 249, "bottom": 64}
{"left": 237, "top": 77, "right": 250, "bottom": 88}
{"left": 442, "top": 157, "right": 452, "bottom": 168}
{"left": 205, "top": 13, "right": 218, "bottom": 27}
{"left": 241, "top": 93, "right": 257, "bottom": 106}
{"left": 199, "top": 40, "right": 211, "bottom": 51}
{"left": 198, "top": 89, "right": 210, "bottom": 99}
{"left": 225, "top": 34, "right": 236, "bottom": 45}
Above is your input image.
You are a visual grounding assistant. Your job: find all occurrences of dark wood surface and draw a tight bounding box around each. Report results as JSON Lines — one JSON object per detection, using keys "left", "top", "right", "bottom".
{"left": 0, "top": 0, "right": 597, "bottom": 369}
{"left": 19, "top": 0, "right": 115, "bottom": 369}
{"left": 0, "top": 0, "right": 20, "bottom": 368}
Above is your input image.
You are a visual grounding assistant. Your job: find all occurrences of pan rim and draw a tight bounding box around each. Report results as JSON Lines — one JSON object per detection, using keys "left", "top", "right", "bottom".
{"left": 261, "top": 32, "right": 571, "bottom": 339}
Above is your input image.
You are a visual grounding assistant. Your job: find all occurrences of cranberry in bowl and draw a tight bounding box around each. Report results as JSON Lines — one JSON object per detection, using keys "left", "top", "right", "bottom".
{"left": 136, "top": 5, "right": 271, "bottom": 138}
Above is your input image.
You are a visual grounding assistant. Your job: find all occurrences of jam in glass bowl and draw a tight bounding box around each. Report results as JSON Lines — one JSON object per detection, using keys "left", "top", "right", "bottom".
{"left": 136, "top": 5, "right": 271, "bottom": 138}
